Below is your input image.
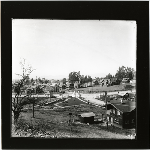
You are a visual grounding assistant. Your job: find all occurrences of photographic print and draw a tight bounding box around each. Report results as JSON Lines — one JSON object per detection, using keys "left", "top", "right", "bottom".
{"left": 12, "top": 19, "right": 136, "bottom": 139}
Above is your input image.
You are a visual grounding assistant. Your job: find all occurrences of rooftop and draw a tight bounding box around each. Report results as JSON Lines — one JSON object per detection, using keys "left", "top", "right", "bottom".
{"left": 79, "top": 112, "right": 95, "bottom": 117}
{"left": 110, "top": 101, "right": 136, "bottom": 113}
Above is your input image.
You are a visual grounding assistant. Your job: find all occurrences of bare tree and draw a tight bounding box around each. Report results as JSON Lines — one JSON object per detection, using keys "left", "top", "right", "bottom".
{"left": 12, "top": 59, "right": 35, "bottom": 125}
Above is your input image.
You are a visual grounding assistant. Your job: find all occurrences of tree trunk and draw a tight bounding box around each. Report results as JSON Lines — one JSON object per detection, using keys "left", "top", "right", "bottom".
{"left": 13, "top": 111, "right": 20, "bottom": 125}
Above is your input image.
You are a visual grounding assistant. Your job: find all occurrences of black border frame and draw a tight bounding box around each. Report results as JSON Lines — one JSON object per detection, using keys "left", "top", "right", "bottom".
{"left": 1, "top": 1, "right": 149, "bottom": 149}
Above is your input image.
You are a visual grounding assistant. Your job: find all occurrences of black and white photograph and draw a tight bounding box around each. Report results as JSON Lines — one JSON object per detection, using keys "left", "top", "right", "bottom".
{"left": 12, "top": 19, "right": 137, "bottom": 139}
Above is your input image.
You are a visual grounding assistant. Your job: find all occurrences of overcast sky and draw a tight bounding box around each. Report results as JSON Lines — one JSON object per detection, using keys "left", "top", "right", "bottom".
{"left": 12, "top": 19, "right": 136, "bottom": 80}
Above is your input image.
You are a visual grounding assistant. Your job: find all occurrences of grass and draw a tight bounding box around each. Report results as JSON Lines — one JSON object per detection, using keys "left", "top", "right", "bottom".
{"left": 12, "top": 87, "right": 136, "bottom": 138}
{"left": 57, "top": 97, "right": 87, "bottom": 107}
{"left": 12, "top": 102, "right": 133, "bottom": 139}
{"left": 76, "top": 84, "right": 135, "bottom": 93}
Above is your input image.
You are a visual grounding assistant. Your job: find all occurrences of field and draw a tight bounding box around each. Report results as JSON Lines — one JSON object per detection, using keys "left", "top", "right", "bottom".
{"left": 77, "top": 84, "right": 135, "bottom": 93}
{"left": 12, "top": 84, "right": 136, "bottom": 139}
{"left": 57, "top": 97, "right": 87, "bottom": 107}
{"left": 12, "top": 96, "right": 134, "bottom": 139}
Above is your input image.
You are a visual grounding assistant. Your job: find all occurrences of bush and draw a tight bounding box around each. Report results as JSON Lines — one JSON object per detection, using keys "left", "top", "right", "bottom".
{"left": 124, "top": 84, "right": 134, "bottom": 90}
{"left": 15, "top": 119, "right": 55, "bottom": 136}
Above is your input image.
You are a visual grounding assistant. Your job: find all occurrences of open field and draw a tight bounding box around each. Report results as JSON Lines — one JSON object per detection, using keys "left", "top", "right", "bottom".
{"left": 76, "top": 84, "right": 135, "bottom": 93}
{"left": 12, "top": 84, "right": 136, "bottom": 139}
{"left": 57, "top": 97, "right": 87, "bottom": 107}
{"left": 12, "top": 104, "right": 134, "bottom": 139}
{"left": 77, "top": 85, "right": 125, "bottom": 92}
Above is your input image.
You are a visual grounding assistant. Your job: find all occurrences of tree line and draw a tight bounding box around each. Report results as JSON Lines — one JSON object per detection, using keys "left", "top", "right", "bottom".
{"left": 68, "top": 66, "right": 135, "bottom": 84}
{"left": 69, "top": 71, "right": 92, "bottom": 85}
{"left": 104, "top": 66, "right": 135, "bottom": 80}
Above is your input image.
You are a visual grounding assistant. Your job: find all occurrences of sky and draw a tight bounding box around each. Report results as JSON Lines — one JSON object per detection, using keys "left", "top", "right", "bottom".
{"left": 12, "top": 19, "right": 136, "bottom": 80}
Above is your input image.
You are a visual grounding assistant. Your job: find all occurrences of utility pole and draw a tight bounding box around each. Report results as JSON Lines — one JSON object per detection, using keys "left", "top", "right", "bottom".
{"left": 105, "top": 91, "right": 108, "bottom": 129}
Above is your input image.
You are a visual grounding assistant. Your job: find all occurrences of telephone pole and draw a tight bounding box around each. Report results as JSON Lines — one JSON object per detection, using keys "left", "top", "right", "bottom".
{"left": 105, "top": 91, "right": 108, "bottom": 129}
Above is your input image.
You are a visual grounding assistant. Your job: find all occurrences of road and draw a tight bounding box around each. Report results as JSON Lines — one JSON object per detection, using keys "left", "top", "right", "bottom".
{"left": 12, "top": 89, "right": 135, "bottom": 106}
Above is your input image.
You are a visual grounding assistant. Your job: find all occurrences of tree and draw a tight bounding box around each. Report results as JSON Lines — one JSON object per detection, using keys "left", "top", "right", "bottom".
{"left": 44, "top": 85, "right": 54, "bottom": 98}
{"left": 24, "top": 75, "right": 30, "bottom": 85}
{"left": 105, "top": 73, "right": 113, "bottom": 79}
{"left": 31, "top": 78, "right": 34, "bottom": 85}
{"left": 115, "top": 66, "right": 135, "bottom": 80}
{"left": 84, "top": 75, "right": 88, "bottom": 83}
{"left": 80, "top": 75, "right": 85, "bottom": 84}
{"left": 69, "top": 72, "right": 79, "bottom": 84}
{"left": 36, "top": 85, "right": 44, "bottom": 93}
{"left": 69, "top": 72, "right": 93, "bottom": 86}
{"left": 94, "top": 77, "right": 100, "bottom": 85}
{"left": 12, "top": 59, "right": 35, "bottom": 124}
{"left": 38, "top": 77, "right": 43, "bottom": 84}
{"left": 87, "top": 76, "right": 92, "bottom": 82}
{"left": 62, "top": 78, "right": 66, "bottom": 84}
{"left": 94, "top": 80, "right": 99, "bottom": 85}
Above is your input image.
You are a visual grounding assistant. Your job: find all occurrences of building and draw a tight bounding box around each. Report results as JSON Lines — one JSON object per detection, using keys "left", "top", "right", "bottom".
{"left": 74, "top": 81, "right": 79, "bottom": 89}
{"left": 121, "top": 78, "right": 130, "bottom": 84}
{"left": 106, "top": 101, "right": 136, "bottom": 129}
{"left": 51, "top": 83, "right": 59, "bottom": 92}
{"left": 78, "top": 112, "right": 95, "bottom": 124}
{"left": 110, "top": 78, "right": 120, "bottom": 85}
{"left": 100, "top": 79, "right": 111, "bottom": 86}
{"left": 130, "top": 79, "right": 136, "bottom": 86}
{"left": 133, "top": 71, "right": 136, "bottom": 80}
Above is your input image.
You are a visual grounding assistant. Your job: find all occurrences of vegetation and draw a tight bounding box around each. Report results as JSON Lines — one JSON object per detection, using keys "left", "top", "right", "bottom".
{"left": 105, "top": 73, "right": 113, "bottom": 79}
{"left": 115, "top": 66, "right": 135, "bottom": 80}
{"left": 12, "top": 61, "right": 136, "bottom": 138}
{"left": 57, "top": 97, "right": 87, "bottom": 107}
{"left": 77, "top": 84, "right": 127, "bottom": 93}
{"left": 12, "top": 59, "right": 35, "bottom": 124}
{"left": 69, "top": 71, "right": 92, "bottom": 84}
{"left": 12, "top": 103, "right": 133, "bottom": 139}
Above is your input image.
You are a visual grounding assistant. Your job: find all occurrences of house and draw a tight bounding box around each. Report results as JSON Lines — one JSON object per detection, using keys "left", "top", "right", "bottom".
{"left": 82, "top": 83, "right": 88, "bottom": 88}
{"left": 51, "top": 83, "right": 59, "bottom": 92}
{"left": 121, "top": 78, "right": 130, "bottom": 84}
{"left": 113, "top": 92, "right": 136, "bottom": 101}
{"left": 59, "top": 81, "right": 64, "bottom": 87}
{"left": 106, "top": 101, "right": 136, "bottom": 129}
{"left": 87, "top": 82, "right": 92, "bottom": 87}
{"left": 130, "top": 79, "right": 136, "bottom": 86}
{"left": 43, "top": 85, "right": 55, "bottom": 97}
{"left": 59, "top": 81, "right": 66, "bottom": 92}
{"left": 74, "top": 81, "right": 79, "bottom": 89}
{"left": 78, "top": 112, "right": 95, "bottom": 124}
{"left": 100, "top": 79, "right": 111, "bottom": 86}
{"left": 66, "top": 80, "right": 70, "bottom": 88}
{"left": 110, "top": 78, "right": 120, "bottom": 85}
{"left": 133, "top": 71, "right": 136, "bottom": 80}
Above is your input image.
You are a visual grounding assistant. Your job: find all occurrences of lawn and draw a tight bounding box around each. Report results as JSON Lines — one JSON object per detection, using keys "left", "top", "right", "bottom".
{"left": 77, "top": 84, "right": 129, "bottom": 93}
